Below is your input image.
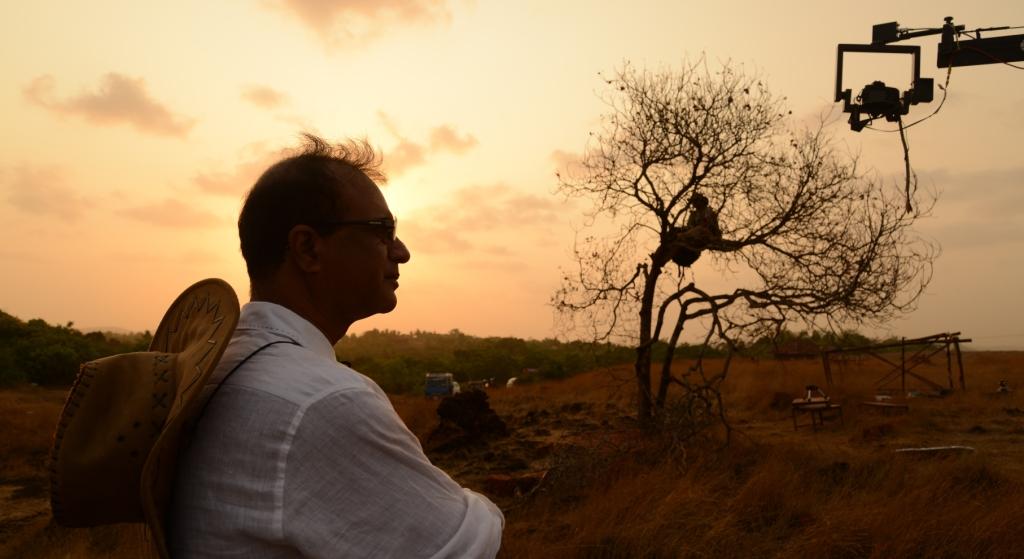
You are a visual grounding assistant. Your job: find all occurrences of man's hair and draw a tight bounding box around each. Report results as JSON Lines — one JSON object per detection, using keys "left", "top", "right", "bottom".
{"left": 239, "top": 133, "right": 385, "bottom": 282}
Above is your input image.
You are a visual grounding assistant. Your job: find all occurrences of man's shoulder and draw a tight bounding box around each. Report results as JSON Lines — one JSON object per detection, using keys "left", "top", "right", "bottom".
{"left": 217, "top": 330, "right": 377, "bottom": 407}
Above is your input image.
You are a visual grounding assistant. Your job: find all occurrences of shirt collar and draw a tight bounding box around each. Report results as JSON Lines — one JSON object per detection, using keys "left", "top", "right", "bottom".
{"left": 236, "top": 301, "right": 337, "bottom": 362}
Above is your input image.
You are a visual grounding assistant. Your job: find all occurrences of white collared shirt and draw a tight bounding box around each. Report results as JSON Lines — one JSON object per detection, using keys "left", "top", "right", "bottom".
{"left": 170, "top": 302, "right": 503, "bottom": 558}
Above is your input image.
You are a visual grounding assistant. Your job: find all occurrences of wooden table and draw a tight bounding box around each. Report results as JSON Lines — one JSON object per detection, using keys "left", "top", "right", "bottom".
{"left": 792, "top": 398, "right": 843, "bottom": 430}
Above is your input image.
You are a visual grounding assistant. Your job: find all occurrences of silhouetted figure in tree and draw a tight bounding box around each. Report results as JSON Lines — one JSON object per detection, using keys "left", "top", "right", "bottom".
{"left": 670, "top": 192, "right": 721, "bottom": 268}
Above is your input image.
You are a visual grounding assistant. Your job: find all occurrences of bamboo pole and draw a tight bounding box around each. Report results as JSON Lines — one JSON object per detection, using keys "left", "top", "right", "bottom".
{"left": 901, "top": 337, "right": 906, "bottom": 393}
{"left": 954, "top": 338, "right": 966, "bottom": 390}
{"left": 946, "top": 339, "right": 953, "bottom": 390}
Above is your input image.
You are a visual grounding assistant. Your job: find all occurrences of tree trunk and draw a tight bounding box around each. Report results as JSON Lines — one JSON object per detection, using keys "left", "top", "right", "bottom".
{"left": 656, "top": 309, "right": 686, "bottom": 409}
{"left": 635, "top": 342, "right": 653, "bottom": 426}
{"left": 636, "top": 253, "right": 667, "bottom": 427}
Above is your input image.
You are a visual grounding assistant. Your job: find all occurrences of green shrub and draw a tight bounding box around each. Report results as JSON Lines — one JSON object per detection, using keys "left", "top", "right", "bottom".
{"left": 0, "top": 310, "right": 151, "bottom": 387}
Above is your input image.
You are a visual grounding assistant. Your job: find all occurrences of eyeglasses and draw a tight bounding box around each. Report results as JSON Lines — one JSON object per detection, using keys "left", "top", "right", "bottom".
{"left": 316, "top": 217, "right": 397, "bottom": 242}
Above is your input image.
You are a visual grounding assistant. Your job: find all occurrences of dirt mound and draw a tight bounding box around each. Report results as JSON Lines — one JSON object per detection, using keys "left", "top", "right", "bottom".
{"left": 427, "top": 391, "right": 508, "bottom": 451}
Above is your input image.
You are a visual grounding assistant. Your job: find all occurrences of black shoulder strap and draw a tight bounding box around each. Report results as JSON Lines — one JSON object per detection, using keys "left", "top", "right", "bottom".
{"left": 193, "top": 340, "right": 299, "bottom": 428}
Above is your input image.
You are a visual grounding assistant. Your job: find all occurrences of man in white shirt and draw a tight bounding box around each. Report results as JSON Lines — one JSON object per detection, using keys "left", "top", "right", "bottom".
{"left": 169, "top": 134, "right": 504, "bottom": 558}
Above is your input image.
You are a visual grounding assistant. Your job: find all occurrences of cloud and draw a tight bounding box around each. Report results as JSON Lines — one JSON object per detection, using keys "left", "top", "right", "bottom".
{"left": 404, "top": 184, "right": 565, "bottom": 253}
{"left": 3, "top": 165, "right": 92, "bottom": 220}
{"left": 449, "top": 185, "right": 562, "bottom": 229}
{"left": 116, "top": 199, "right": 221, "bottom": 228}
{"left": 23, "top": 73, "right": 194, "bottom": 137}
{"left": 429, "top": 125, "right": 477, "bottom": 153}
{"left": 926, "top": 218, "right": 1024, "bottom": 250}
{"left": 377, "top": 112, "right": 477, "bottom": 176}
{"left": 915, "top": 166, "right": 1024, "bottom": 249}
{"left": 383, "top": 140, "right": 427, "bottom": 176}
{"left": 401, "top": 221, "right": 472, "bottom": 253}
{"left": 194, "top": 143, "right": 289, "bottom": 196}
{"left": 923, "top": 166, "right": 1024, "bottom": 217}
{"left": 269, "top": 0, "right": 452, "bottom": 47}
{"left": 241, "top": 85, "right": 289, "bottom": 109}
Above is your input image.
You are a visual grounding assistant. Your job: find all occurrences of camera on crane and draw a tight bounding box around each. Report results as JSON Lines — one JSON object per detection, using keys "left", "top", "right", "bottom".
{"left": 835, "top": 43, "right": 933, "bottom": 131}
{"left": 836, "top": 16, "right": 1024, "bottom": 132}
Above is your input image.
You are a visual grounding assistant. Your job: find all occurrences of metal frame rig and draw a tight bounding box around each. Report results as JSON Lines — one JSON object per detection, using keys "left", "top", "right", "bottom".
{"left": 836, "top": 16, "right": 1024, "bottom": 131}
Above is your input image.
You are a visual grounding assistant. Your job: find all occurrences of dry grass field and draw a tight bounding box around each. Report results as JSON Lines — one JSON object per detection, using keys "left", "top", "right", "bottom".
{"left": 3, "top": 351, "right": 1024, "bottom": 558}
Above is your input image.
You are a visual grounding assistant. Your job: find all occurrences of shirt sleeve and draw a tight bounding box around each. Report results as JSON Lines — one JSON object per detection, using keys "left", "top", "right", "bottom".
{"left": 280, "top": 387, "right": 504, "bottom": 558}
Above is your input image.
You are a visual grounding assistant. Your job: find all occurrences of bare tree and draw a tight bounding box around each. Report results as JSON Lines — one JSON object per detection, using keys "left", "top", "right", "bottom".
{"left": 553, "top": 60, "right": 938, "bottom": 427}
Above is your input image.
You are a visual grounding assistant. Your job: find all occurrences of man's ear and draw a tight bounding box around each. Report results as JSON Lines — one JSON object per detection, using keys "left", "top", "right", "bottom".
{"left": 287, "top": 225, "right": 323, "bottom": 273}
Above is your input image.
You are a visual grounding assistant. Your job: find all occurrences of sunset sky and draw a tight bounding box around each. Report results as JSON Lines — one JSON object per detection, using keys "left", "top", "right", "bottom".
{"left": 2, "top": 1, "right": 1022, "bottom": 349}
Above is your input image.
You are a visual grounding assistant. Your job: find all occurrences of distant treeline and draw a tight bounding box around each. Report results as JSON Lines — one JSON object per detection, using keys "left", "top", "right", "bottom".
{"left": 0, "top": 310, "right": 152, "bottom": 386}
{"left": 0, "top": 307, "right": 894, "bottom": 392}
{"left": 336, "top": 329, "right": 644, "bottom": 394}
{"left": 341, "top": 328, "right": 892, "bottom": 394}
{"left": 737, "top": 327, "right": 888, "bottom": 354}
{"left": 740, "top": 329, "right": 894, "bottom": 357}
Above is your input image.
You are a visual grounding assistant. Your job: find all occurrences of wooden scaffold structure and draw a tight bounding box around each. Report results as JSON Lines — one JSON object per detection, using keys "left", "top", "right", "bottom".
{"left": 821, "top": 332, "right": 971, "bottom": 395}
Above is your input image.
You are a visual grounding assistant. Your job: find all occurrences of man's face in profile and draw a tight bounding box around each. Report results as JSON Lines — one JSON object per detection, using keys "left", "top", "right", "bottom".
{"left": 314, "top": 166, "right": 411, "bottom": 324}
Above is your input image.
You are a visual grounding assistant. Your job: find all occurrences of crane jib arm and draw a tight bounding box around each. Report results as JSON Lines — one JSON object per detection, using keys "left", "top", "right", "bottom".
{"left": 938, "top": 34, "right": 1024, "bottom": 68}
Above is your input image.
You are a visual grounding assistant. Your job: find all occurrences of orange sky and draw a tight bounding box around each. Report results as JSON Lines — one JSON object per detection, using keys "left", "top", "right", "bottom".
{"left": 2, "top": 1, "right": 1022, "bottom": 349}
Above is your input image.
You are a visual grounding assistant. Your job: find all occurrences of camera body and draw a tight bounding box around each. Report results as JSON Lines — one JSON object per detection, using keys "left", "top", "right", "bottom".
{"left": 858, "top": 81, "right": 903, "bottom": 121}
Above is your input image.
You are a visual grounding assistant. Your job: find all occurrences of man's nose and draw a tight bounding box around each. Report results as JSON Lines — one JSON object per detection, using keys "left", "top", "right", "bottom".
{"left": 389, "top": 237, "right": 411, "bottom": 263}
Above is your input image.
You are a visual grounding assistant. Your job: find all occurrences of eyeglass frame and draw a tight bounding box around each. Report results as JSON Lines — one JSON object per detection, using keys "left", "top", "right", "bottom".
{"left": 313, "top": 217, "right": 398, "bottom": 242}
